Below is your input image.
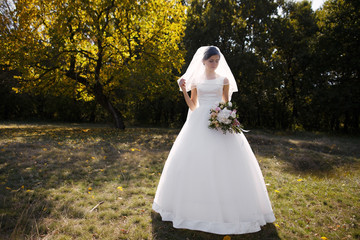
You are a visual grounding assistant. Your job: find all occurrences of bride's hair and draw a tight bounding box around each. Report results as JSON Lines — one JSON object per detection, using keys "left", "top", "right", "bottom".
{"left": 203, "top": 46, "right": 220, "bottom": 60}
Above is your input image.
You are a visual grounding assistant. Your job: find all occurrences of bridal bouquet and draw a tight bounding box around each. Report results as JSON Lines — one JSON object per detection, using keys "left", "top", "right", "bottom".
{"left": 208, "top": 101, "right": 246, "bottom": 134}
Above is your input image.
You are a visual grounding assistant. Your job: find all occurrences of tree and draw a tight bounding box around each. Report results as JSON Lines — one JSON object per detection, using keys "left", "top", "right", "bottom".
{"left": 270, "top": 0, "right": 318, "bottom": 129}
{"left": 0, "top": 0, "right": 186, "bottom": 128}
{"left": 315, "top": 0, "right": 360, "bottom": 132}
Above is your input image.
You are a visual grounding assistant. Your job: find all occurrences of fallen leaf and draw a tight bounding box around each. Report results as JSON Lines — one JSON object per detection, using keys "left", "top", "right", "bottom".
{"left": 130, "top": 148, "right": 141, "bottom": 152}
{"left": 120, "top": 229, "right": 128, "bottom": 234}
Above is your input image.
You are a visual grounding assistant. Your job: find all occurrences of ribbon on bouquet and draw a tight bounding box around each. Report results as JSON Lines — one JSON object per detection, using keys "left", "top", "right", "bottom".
{"left": 240, "top": 128, "right": 250, "bottom": 133}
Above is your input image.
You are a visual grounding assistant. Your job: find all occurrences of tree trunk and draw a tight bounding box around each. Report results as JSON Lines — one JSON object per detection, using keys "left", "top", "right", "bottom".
{"left": 92, "top": 82, "right": 125, "bottom": 129}
{"left": 106, "top": 99, "right": 125, "bottom": 129}
{"left": 65, "top": 70, "right": 126, "bottom": 129}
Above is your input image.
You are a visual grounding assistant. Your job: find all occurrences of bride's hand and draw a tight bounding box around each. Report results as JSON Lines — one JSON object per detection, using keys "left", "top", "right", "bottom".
{"left": 179, "top": 78, "right": 186, "bottom": 91}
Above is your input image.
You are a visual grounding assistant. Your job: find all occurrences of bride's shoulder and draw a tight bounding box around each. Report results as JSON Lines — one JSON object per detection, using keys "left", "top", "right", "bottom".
{"left": 217, "top": 75, "right": 229, "bottom": 85}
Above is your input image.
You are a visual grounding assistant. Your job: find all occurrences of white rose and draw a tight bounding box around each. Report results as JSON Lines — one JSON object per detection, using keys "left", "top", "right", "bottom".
{"left": 221, "top": 108, "right": 232, "bottom": 117}
{"left": 217, "top": 108, "right": 232, "bottom": 124}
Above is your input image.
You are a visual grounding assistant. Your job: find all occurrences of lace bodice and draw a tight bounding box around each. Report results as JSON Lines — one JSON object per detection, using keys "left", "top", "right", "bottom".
{"left": 197, "top": 77, "right": 226, "bottom": 106}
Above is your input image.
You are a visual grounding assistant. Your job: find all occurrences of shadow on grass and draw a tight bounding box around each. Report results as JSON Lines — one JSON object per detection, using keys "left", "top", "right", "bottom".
{"left": 151, "top": 212, "right": 280, "bottom": 240}
{"left": 246, "top": 130, "right": 360, "bottom": 174}
{"left": 0, "top": 125, "right": 178, "bottom": 238}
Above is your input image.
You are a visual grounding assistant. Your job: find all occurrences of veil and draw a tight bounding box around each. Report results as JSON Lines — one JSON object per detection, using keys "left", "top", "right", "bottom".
{"left": 177, "top": 46, "right": 238, "bottom": 100}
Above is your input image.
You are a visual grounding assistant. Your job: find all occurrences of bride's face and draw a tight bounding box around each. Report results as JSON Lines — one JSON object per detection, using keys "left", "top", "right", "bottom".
{"left": 203, "top": 55, "right": 220, "bottom": 71}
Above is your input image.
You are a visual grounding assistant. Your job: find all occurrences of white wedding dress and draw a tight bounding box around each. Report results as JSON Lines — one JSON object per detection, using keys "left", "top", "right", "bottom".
{"left": 152, "top": 76, "right": 275, "bottom": 235}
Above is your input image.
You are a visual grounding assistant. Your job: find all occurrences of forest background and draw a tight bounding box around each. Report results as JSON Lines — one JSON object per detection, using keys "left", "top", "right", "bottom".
{"left": 1, "top": 0, "right": 359, "bottom": 133}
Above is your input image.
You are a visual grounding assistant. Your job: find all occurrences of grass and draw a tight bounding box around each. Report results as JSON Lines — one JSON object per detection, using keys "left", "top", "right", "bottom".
{"left": 0, "top": 122, "right": 359, "bottom": 240}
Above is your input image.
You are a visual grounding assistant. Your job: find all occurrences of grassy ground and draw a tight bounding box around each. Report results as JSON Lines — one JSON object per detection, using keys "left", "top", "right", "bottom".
{"left": 0, "top": 123, "right": 359, "bottom": 240}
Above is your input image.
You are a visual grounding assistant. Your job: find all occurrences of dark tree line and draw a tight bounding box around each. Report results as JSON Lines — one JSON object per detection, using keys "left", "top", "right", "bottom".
{"left": 1, "top": 0, "right": 359, "bottom": 132}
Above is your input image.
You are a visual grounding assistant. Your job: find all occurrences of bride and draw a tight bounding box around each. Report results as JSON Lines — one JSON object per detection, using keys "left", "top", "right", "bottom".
{"left": 152, "top": 46, "right": 275, "bottom": 235}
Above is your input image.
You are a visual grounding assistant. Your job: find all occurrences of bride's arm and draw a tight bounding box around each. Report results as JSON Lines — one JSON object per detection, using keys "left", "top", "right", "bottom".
{"left": 179, "top": 79, "right": 197, "bottom": 111}
{"left": 222, "top": 77, "right": 230, "bottom": 102}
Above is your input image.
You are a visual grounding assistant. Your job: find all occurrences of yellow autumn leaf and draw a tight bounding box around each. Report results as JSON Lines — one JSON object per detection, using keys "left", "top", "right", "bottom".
{"left": 275, "top": 190, "right": 280, "bottom": 193}
{"left": 12, "top": 87, "right": 20, "bottom": 93}
{"left": 321, "top": 237, "right": 328, "bottom": 240}
{"left": 117, "top": 186, "right": 123, "bottom": 191}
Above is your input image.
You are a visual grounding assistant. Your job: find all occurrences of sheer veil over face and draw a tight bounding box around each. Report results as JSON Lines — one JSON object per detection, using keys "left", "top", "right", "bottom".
{"left": 177, "top": 46, "right": 238, "bottom": 99}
